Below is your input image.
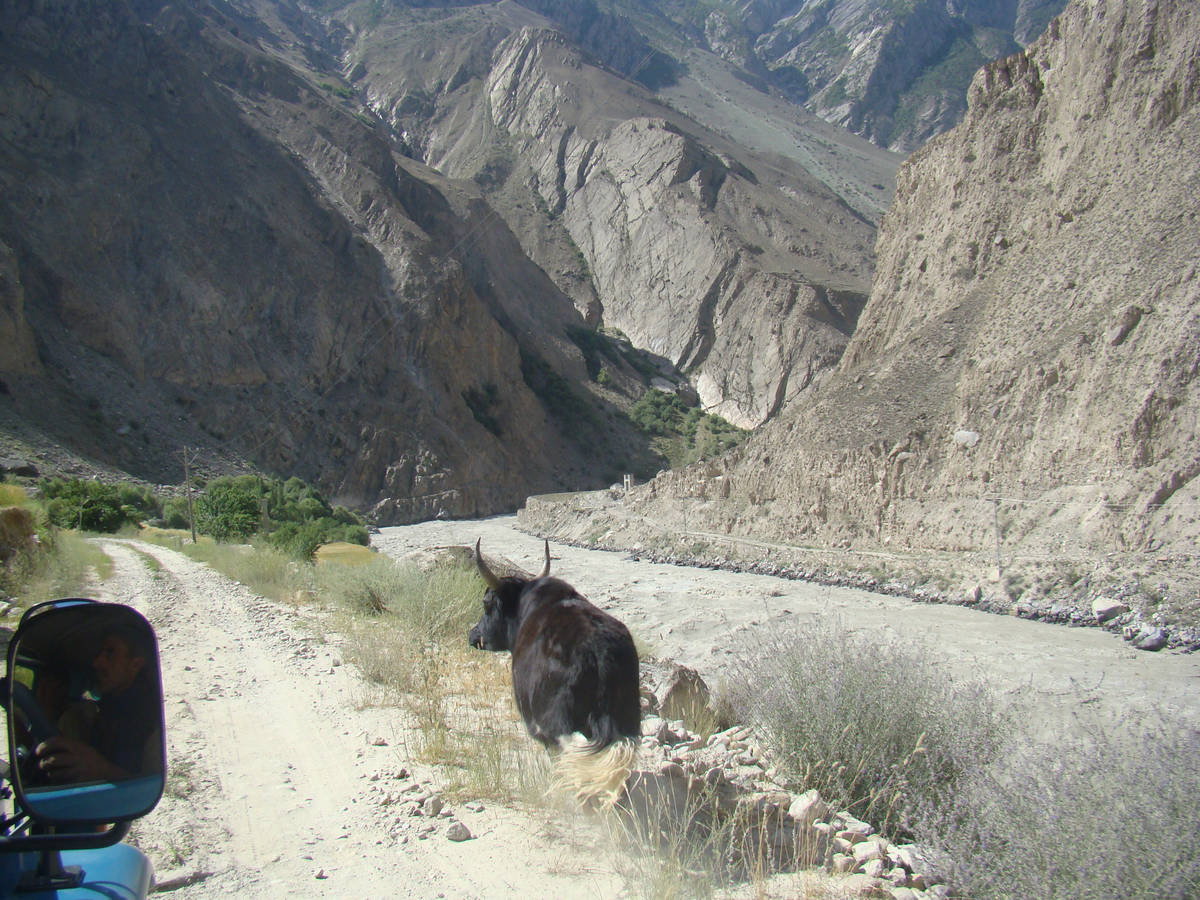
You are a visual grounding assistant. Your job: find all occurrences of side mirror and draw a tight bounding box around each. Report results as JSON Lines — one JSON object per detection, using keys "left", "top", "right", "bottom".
{"left": 5, "top": 599, "right": 165, "bottom": 826}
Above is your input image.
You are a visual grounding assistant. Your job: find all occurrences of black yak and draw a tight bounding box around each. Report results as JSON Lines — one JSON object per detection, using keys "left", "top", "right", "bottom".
{"left": 468, "top": 539, "right": 639, "bottom": 805}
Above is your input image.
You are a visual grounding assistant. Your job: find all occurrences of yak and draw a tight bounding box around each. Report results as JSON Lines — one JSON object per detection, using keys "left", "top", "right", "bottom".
{"left": 468, "top": 539, "right": 640, "bottom": 805}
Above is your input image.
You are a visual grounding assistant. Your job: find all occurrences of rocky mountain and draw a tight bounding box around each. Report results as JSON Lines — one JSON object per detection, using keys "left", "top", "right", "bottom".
{"left": 333, "top": 2, "right": 889, "bottom": 426}
{"left": 528, "top": 0, "right": 1200, "bottom": 601}
{"left": 0, "top": 0, "right": 631, "bottom": 521}
{"left": 598, "top": 0, "right": 1068, "bottom": 153}
{"left": 0, "top": 0, "right": 890, "bottom": 519}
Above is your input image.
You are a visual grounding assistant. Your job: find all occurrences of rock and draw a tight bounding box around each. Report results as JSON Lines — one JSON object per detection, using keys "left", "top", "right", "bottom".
{"left": 832, "top": 852, "right": 857, "bottom": 873}
{"left": 421, "top": 796, "right": 444, "bottom": 818}
{"left": 0, "top": 458, "right": 39, "bottom": 478}
{"left": 840, "top": 872, "right": 886, "bottom": 895}
{"left": 853, "top": 839, "right": 887, "bottom": 863}
{"left": 787, "top": 789, "right": 830, "bottom": 828}
{"left": 659, "top": 664, "right": 712, "bottom": 724}
{"left": 1131, "top": 626, "right": 1168, "bottom": 651}
{"left": 445, "top": 821, "right": 472, "bottom": 842}
{"left": 1092, "top": 597, "right": 1129, "bottom": 623}
{"left": 861, "top": 858, "right": 887, "bottom": 878}
{"left": 952, "top": 429, "right": 981, "bottom": 448}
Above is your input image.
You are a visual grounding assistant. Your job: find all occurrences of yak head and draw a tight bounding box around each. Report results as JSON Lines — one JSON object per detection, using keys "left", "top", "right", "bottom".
{"left": 467, "top": 538, "right": 550, "bottom": 652}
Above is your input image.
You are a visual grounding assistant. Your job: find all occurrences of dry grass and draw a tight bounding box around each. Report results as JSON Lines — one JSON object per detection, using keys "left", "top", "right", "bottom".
{"left": 2, "top": 527, "right": 114, "bottom": 604}
{"left": 314, "top": 541, "right": 375, "bottom": 565}
{"left": 726, "top": 612, "right": 1009, "bottom": 839}
{"left": 0, "top": 483, "right": 29, "bottom": 506}
{"left": 917, "top": 706, "right": 1200, "bottom": 899}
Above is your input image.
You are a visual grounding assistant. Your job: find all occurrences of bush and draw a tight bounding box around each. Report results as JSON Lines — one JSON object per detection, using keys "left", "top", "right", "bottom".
{"left": 629, "top": 389, "right": 747, "bottom": 468}
{"left": 725, "top": 614, "right": 1009, "bottom": 838}
{"left": 194, "top": 479, "right": 260, "bottom": 542}
{"left": 160, "top": 497, "right": 191, "bottom": 530}
{"left": 919, "top": 709, "right": 1200, "bottom": 900}
{"left": 40, "top": 478, "right": 148, "bottom": 533}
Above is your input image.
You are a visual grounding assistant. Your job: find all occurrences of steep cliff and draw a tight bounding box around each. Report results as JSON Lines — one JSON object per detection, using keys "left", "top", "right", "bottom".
{"left": 341, "top": 11, "right": 882, "bottom": 426}
{"left": 532, "top": 0, "right": 1200, "bottom": 578}
{"left": 0, "top": 0, "right": 653, "bottom": 520}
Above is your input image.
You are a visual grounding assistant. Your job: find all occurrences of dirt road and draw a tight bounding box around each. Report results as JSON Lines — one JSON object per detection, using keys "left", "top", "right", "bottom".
{"left": 92, "top": 538, "right": 625, "bottom": 899}
{"left": 81, "top": 516, "right": 1200, "bottom": 897}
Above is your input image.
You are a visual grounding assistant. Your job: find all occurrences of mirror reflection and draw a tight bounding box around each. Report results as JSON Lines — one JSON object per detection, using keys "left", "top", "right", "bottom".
{"left": 8, "top": 601, "right": 165, "bottom": 823}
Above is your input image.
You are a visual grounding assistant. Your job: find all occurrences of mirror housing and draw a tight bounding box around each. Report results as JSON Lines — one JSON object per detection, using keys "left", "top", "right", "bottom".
{"left": 5, "top": 599, "right": 165, "bottom": 827}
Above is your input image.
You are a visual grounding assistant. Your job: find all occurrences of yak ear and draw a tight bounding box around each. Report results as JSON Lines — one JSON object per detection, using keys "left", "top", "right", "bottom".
{"left": 538, "top": 539, "right": 551, "bottom": 579}
{"left": 475, "top": 538, "right": 502, "bottom": 591}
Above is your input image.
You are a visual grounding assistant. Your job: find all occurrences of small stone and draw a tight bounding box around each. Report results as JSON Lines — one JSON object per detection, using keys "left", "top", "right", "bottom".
{"left": 787, "top": 789, "right": 829, "bottom": 829}
{"left": 314, "top": 869, "right": 327, "bottom": 880}
{"left": 1092, "top": 598, "right": 1129, "bottom": 623}
{"left": 1132, "top": 627, "right": 1168, "bottom": 651}
{"left": 445, "top": 821, "right": 472, "bottom": 842}
{"left": 853, "top": 839, "right": 887, "bottom": 863}
{"left": 372, "top": 736, "right": 388, "bottom": 747}
{"left": 862, "top": 858, "right": 887, "bottom": 878}
{"left": 422, "top": 796, "right": 444, "bottom": 818}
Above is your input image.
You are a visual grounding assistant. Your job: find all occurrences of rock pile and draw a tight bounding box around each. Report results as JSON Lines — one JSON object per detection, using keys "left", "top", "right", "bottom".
{"left": 365, "top": 765, "right": 479, "bottom": 846}
{"left": 631, "top": 662, "right": 947, "bottom": 898}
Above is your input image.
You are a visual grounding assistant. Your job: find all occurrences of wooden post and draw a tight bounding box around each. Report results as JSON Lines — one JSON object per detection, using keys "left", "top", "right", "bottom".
{"left": 181, "top": 448, "right": 198, "bottom": 544}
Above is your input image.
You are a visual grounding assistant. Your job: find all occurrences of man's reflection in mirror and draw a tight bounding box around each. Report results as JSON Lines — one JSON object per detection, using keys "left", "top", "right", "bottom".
{"left": 35, "top": 627, "right": 163, "bottom": 783}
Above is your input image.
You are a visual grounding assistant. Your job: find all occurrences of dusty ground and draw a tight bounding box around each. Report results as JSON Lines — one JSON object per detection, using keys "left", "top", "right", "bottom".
{"left": 81, "top": 514, "right": 1200, "bottom": 898}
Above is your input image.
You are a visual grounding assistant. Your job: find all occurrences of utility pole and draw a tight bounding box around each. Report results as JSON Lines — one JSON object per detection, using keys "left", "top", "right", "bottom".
{"left": 179, "top": 447, "right": 198, "bottom": 544}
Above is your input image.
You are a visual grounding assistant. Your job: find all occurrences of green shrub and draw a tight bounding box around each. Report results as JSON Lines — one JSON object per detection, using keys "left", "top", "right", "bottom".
{"left": 194, "top": 479, "right": 259, "bottom": 542}
{"left": 725, "top": 614, "right": 1009, "bottom": 838}
{"left": 629, "top": 389, "right": 747, "bottom": 468}
{"left": 160, "top": 497, "right": 191, "bottom": 530}
{"left": 40, "top": 478, "right": 138, "bottom": 533}
{"left": 268, "top": 519, "right": 367, "bottom": 561}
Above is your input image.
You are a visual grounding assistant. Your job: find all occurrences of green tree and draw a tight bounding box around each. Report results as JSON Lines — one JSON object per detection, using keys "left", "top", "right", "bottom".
{"left": 194, "top": 480, "right": 259, "bottom": 542}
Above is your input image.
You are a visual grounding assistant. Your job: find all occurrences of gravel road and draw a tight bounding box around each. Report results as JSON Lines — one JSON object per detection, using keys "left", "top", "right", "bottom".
{"left": 90, "top": 538, "right": 626, "bottom": 899}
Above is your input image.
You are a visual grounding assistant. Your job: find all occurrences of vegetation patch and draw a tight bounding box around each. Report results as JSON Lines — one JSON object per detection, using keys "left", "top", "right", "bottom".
{"left": 39, "top": 478, "right": 161, "bottom": 533}
{"left": 725, "top": 613, "right": 1010, "bottom": 839}
{"left": 629, "top": 389, "right": 747, "bottom": 469}
{"left": 918, "top": 709, "right": 1200, "bottom": 900}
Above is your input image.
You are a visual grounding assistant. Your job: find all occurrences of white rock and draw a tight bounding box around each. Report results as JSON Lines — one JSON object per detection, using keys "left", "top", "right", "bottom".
{"left": 1092, "top": 597, "right": 1129, "bottom": 623}
{"left": 787, "top": 789, "right": 830, "bottom": 829}
{"left": 853, "top": 839, "right": 887, "bottom": 863}
{"left": 952, "top": 429, "right": 981, "bottom": 448}
{"left": 862, "top": 858, "right": 887, "bottom": 878}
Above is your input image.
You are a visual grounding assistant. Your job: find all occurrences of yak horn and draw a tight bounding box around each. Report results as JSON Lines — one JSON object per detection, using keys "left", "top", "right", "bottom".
{"left": 474, "top": 538, "right": 501, "bottom": 591}
{"left": 538, "top": 539, "right": 551, "bottom": 578}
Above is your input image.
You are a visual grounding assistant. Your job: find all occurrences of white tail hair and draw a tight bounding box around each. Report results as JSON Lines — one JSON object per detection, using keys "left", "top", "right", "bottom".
{"left": 553, "top": 734, "right": 639, "bottom": 808}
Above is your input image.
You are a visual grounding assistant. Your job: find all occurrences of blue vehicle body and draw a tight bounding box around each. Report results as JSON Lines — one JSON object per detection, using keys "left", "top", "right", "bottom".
{"left": 1, "top": 600, "right": 165, "bottom": 900}
{"left": 0, "top": 844, "right": 153, "bottom": 899}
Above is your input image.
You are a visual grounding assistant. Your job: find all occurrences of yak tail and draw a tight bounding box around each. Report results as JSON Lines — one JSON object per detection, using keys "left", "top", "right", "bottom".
{"left": 554, "top": 733, "right": 639, "bottom": 808}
